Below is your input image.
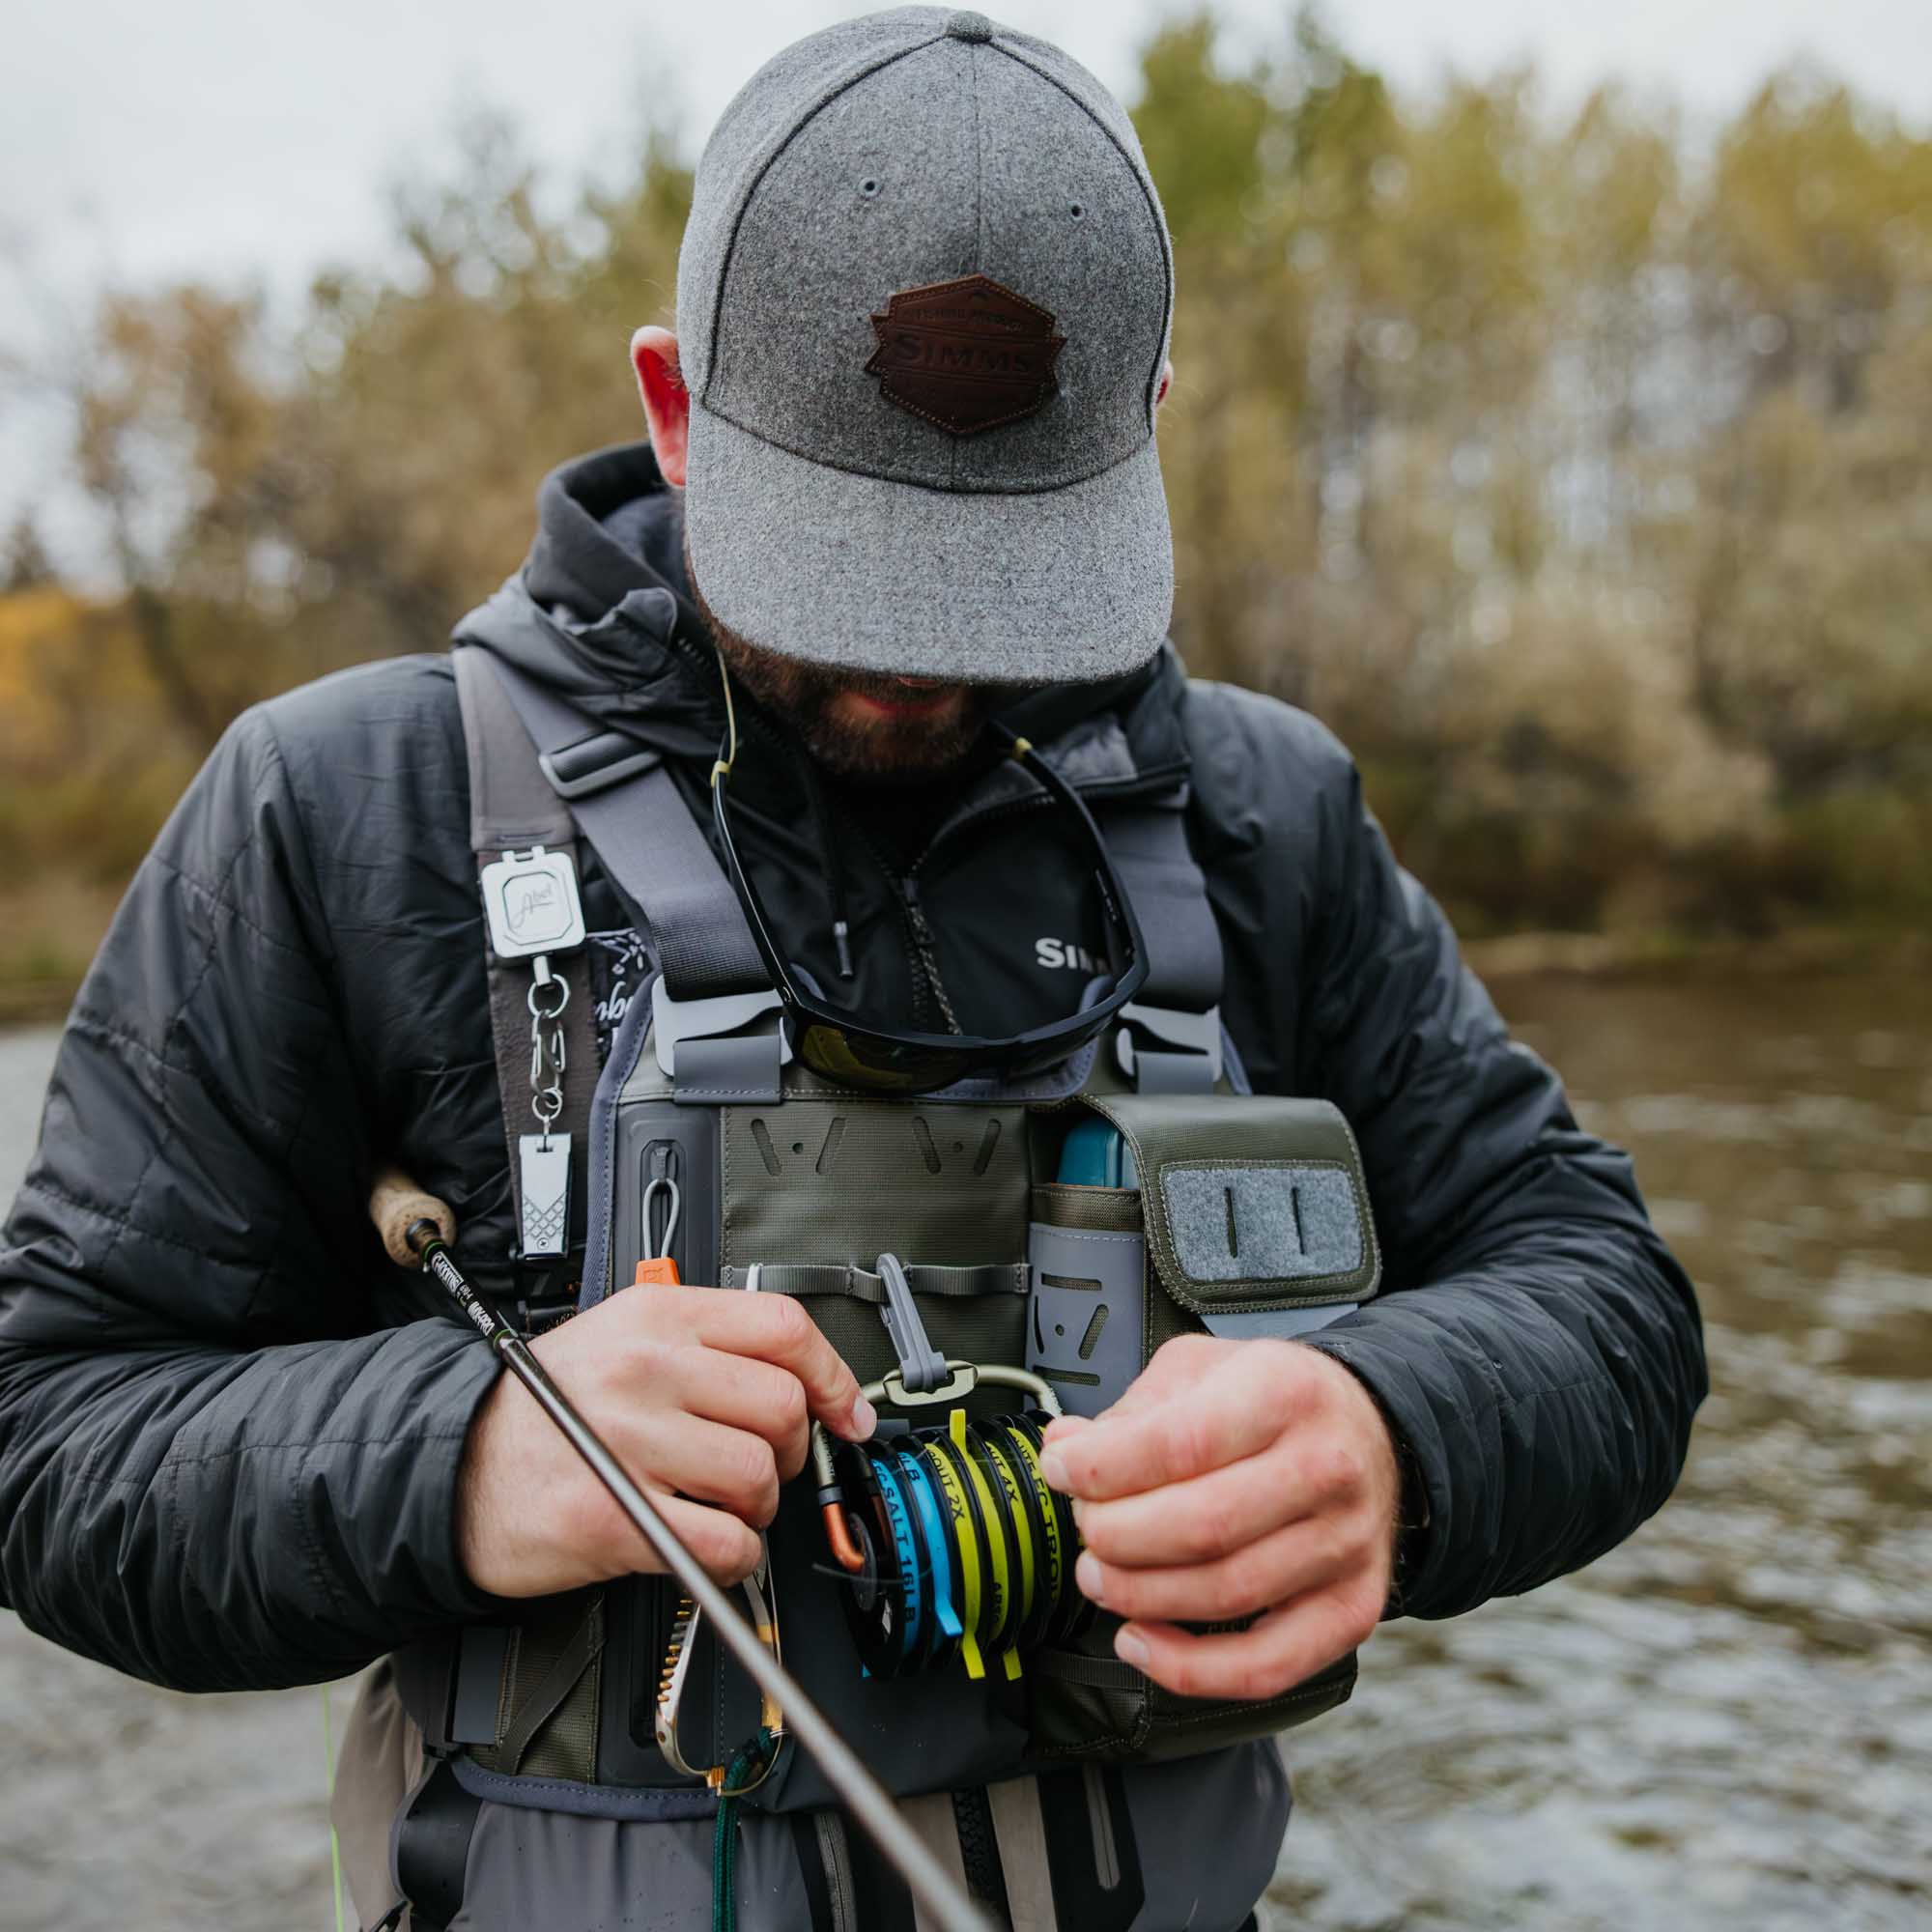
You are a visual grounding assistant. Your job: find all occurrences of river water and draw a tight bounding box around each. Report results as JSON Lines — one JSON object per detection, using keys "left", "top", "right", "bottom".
{"left": 1, "top": 973, "right": 1927, "bottom": 1931}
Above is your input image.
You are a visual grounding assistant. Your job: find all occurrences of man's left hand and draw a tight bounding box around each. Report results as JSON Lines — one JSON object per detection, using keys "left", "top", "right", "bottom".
{"left": 1037, "top": 1335, "right": 1400, "bottom": 1700}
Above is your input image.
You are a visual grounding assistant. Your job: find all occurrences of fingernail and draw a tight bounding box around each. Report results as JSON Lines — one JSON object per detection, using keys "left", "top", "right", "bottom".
{"left": 848, "top": 1396, "right": 877, "bottom": 1439}
{"left": 1039, "top": 1446, "right": 1068, "bottom": 1491}
{"left": 1115, "top": 1628, "right": 1151, "bottom": 1671}
{"left": 1075, "top": 1551, "right": 1106, "bottom": 1605}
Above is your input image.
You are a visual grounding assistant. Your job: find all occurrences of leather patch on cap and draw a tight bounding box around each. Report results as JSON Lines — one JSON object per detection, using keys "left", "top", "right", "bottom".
{"left": 865, "top": 274, "right": 1065, "bottom": 436}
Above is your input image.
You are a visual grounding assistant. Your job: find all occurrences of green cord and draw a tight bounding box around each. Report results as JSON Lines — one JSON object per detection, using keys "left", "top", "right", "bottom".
{"left": 712, "top": 1728, "right": 778, "bottom": 1932}
{"left": 712, "top": 1788, "right": 737, "bottom": 1932}
{"left": 322, "top": 1684, "right": 347, "bottom": 1932}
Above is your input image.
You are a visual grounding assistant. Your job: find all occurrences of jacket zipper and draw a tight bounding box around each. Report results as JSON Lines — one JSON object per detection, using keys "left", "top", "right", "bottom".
{"left": 836, "top": 811, "right": 958, "bottom": 1034}
{"left": 899, "top": 875, "right": 963, "bottom": 1034}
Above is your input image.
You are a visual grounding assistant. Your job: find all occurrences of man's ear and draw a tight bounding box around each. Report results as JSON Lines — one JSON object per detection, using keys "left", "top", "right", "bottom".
{"left": 632, "top": 326, "right": 690, "bottom": 487}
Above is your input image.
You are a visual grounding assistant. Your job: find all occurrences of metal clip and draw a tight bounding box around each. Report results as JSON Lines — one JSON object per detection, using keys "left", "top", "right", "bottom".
{"left": 654, "top": 1561, "right": 783, "bottom": 1792}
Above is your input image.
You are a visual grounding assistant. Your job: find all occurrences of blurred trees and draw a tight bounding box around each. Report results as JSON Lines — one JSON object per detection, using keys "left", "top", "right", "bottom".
{"left": 1140, "top": 13, "right": 1932, "bottom": 933}
{"left": 2, "top": 7, "right": 1930, "bottom": 981}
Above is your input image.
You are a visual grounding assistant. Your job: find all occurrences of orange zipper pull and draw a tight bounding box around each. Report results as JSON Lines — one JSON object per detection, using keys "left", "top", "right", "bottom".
{"left": 636, "top": 1175, "right": 682, "bottom": 1286}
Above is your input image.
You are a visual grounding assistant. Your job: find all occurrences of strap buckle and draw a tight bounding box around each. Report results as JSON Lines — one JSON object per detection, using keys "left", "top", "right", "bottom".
{"left": 652, "top": 978, "right": 790, "bottom": 1100}
{"left": 1113, "top": 1001, "right": 1222, "bottom": 1092}
{"left": 537, "top": 729, "right": 661, "bottom": 800}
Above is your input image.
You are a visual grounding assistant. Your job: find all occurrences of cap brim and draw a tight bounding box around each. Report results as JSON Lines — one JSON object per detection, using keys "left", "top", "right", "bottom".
{"left": 683, "top": 404, "right": 1173, "bottom": 684}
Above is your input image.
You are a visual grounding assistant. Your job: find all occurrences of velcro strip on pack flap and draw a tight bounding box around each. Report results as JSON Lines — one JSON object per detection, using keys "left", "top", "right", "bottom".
{"left": 1075, "top": 1094, "right": 1380, "bottom": 1316}
{"left": 1163, "top": 1165, "right": 1361, "bottom": 1283}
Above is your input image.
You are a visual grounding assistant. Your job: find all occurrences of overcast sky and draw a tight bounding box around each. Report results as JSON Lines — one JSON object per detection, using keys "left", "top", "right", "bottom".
{"left": 6, "top": 0, "right": 1931, "bottom": 560}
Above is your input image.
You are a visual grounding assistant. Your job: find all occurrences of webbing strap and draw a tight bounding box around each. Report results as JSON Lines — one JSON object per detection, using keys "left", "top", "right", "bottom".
{"left": 718, "top": 1262, "right": 1029, "bottom": 1301}
{"left": 788, "top": 1813, "right": 840, "bottom": 1932}
{"left": 394, "top": 1760, "right": 482, "bottom": 1932}
{"left": 452, "top": 647, "right": 598, "bottom": 1245}
{"left": 479, "top": 651, "right": 770, "bottom": 1002}
{"left": 495, "top": 1597, "right": 606, "bottom": 1773}
{"left": 1100, "top": 795, "right": 1224, "bottom": 1094}
{"left": 951, "top": 1786, "right": 1014, "bottom": 1925}
{"left": 454, "top": 646, "right": 575, "bottom": 852}
{"left": 1098, "top": 793, "right": 1223, "bottom": 1016}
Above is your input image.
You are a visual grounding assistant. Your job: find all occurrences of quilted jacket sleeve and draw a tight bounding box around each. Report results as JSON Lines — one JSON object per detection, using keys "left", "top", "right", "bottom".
{"left": 0, "top": 706, "right": 499, "bottom": 1690}
{"left": 1290, "top": 753, "right": 1707, "bottom": 1622}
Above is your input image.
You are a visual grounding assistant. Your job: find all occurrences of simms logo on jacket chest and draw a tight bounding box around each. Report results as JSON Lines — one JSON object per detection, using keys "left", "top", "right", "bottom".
{"left": 1036, "top": 936, "right": 1102, "bottom": 975}
{"left": 866, "top": 274, "right": 1065, "bottom": 436}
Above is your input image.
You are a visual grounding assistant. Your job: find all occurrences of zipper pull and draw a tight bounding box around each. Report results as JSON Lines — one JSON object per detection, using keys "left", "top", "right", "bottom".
{"left": 636, "top": 1168, "right": 682, "bottom": 1287}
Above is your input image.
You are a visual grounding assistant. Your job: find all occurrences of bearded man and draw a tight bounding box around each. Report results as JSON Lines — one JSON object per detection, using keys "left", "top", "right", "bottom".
{"left": 0, "top": 12, "right": 1704, "bottom": 1929}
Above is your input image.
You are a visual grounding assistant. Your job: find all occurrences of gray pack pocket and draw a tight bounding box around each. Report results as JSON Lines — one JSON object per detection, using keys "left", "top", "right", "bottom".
{"left": 1025, "top": 1215, "right": 1146, "bottom": 1418}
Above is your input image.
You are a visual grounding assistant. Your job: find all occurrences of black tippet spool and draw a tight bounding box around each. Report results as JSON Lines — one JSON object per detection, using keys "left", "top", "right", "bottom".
{"left": 1007, "top": 1411, "right": 1096, "bottom": 1644}
{"left": 966, "top": 1422, "right": 1035, "bottom": 1652}
{"left": 988, "top": 1415, "right": 1065, "bottom": 1649}
{"left": 831, "top": 1440, "right": 919, "bottom": 1679}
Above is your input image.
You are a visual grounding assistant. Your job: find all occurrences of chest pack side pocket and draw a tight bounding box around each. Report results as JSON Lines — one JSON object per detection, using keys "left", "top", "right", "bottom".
{"left": 1021, "top": 1092, "right": 1379, "bottom": 1763}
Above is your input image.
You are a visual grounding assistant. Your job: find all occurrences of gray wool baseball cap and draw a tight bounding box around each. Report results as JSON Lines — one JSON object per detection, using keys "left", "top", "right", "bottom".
{"left": 674, "top": 7, "right": 1176, "bottom": 684}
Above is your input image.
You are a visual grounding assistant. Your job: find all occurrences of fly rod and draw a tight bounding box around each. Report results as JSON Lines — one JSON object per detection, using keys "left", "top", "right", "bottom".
{"left": 369, "top": 1166, "right": 994, "bottom": 1932}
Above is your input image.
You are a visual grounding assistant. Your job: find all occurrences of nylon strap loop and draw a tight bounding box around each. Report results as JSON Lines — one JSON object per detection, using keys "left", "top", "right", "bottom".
{"left": 718, "top": 1262, "right": 1031, "bottom": 1301}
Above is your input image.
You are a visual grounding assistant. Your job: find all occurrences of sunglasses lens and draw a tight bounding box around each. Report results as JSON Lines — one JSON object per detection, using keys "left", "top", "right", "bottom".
{"left": 794, "top": 1021, "right": 978, "bottom": 1094}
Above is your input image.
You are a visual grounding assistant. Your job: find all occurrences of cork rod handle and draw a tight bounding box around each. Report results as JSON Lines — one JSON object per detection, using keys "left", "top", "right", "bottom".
{"left": 369, "top": 1164, "right": 457, "bottom": 1267}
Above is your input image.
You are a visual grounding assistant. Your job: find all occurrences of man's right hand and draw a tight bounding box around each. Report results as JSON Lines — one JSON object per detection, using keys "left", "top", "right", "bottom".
{"left": 457, "top": 1285, "right": 876, "bottom": 1599}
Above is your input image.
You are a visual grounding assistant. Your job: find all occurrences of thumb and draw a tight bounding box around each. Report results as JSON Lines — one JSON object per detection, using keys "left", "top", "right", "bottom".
{"left": 1038, "top": 1411, "right": 1096, "bottom": 1452}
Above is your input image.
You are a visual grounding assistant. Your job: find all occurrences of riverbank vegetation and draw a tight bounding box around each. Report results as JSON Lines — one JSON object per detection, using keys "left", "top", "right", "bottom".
{"left": 3, "top": 8, "right": 1929, "bottom": 1009}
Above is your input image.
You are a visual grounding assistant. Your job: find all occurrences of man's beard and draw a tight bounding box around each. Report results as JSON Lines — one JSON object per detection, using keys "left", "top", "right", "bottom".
{"left": 686, "top": 559, "right": 1014, "bottom": 780}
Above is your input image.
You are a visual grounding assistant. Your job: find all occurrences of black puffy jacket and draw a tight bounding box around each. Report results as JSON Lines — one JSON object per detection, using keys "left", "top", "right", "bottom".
{"left": 0, "top": 444, "right": 1705, "bottom": 1690}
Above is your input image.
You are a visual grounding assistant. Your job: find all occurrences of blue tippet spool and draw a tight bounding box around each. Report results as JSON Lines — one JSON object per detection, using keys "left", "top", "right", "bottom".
{"left": 867, "top": 1447, "right": 926, "bottom": 1667}
{"left": 895, "top": 1447, "right": 965, "bottom": 1665}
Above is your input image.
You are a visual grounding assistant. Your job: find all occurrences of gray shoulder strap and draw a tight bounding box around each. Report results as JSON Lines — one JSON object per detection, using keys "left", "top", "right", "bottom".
{"left": 452, "top": 647, "right": 598, "bottom": 1250}
{"left": 1098, "top": 792, "right": 1225, "bottom": 1093}
{"left": 475, "top": 651, "right": 770, "bottom": 1005}
{"left": 454, "top": 645, "right": 575, "bottom": 852}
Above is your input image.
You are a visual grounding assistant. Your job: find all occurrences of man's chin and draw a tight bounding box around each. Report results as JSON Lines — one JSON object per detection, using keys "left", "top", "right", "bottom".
{"left": 802, "top": 704, "right": 987, "bottom": 780}
{"left": 695, "top": 584, "right": 992, "bottom": 777}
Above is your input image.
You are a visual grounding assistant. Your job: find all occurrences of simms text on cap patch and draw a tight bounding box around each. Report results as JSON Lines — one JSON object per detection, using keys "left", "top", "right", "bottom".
{"left": 865, "top": 274, "right": 1066, "bottom": 436}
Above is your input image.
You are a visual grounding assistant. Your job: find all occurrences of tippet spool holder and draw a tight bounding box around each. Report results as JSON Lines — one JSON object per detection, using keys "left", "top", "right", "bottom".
{"left": 810, "top": 1361, "right": 1094, "bottom": 1684}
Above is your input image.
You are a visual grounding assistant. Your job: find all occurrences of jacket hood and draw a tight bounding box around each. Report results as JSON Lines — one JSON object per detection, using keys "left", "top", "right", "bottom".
{"left": 452, "top": 441, "right": 1192, "bottom": 788}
